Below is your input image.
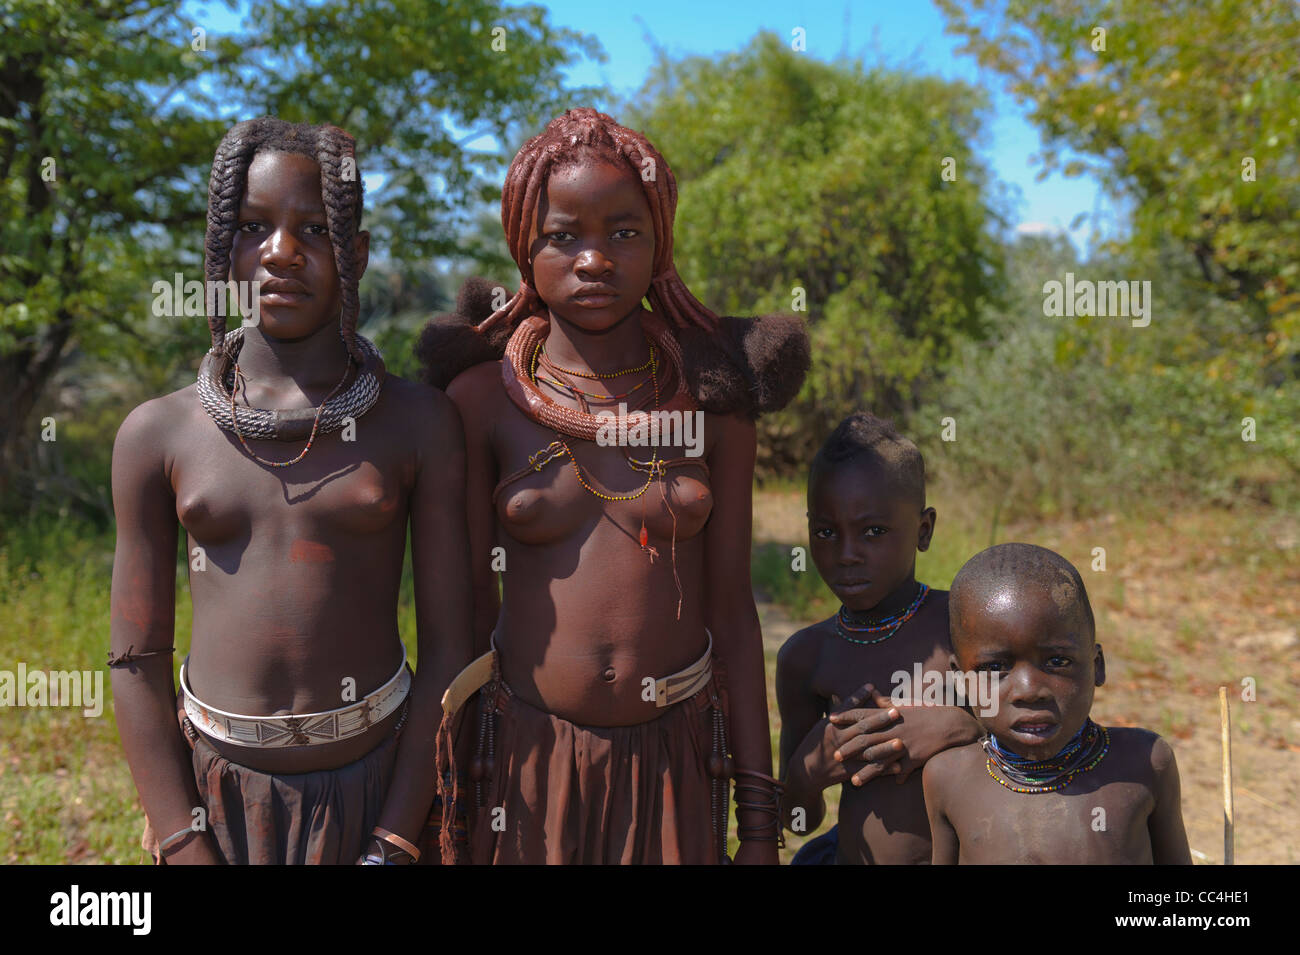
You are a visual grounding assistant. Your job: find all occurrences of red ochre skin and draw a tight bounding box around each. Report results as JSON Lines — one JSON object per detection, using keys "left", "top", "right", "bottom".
{"left": 921, "top": 586, "right": 1192, "bottom": 864}
{"left": 777, "top": 458, "right": 981, "bottom": 863}
{"left": 109, "top": 151, "right": 473, "bottom": 864}
{"left": 448, "top": 159, "right": 778, "bottom": 864}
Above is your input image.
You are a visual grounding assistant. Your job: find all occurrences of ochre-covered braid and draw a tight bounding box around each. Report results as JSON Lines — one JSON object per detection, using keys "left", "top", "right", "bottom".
{"left": 477, "top": 107, "right": 720, "bottom": 338}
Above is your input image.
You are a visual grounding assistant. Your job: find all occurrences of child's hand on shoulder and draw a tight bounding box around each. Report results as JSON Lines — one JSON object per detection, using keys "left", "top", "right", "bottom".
{"left": 828, "top": 686, "right": 980, "bottom": 785}
{"left": 792, "top": 683, "right": 906, "bottom": 790}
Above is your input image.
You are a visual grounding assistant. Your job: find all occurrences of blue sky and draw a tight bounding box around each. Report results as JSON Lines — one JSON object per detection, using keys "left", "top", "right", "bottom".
{"left": 539, "top": 0, "right": 1114, "bottom": 253}
{"left": 190, "top": 0, "right": 1119, "bottom": 255}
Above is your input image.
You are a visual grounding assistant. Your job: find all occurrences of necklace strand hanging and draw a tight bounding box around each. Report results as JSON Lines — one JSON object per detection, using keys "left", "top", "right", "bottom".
{"left": 835, "top": 582, "right": 930, "bottom": 645}
{"left": 197, "top": 326, "right": 386, "bottom": 455}
{"left": 539, "top": 344, "right": 656, "bottom": 380}
{"left": 501, "top": 310, "right": 697, "bottom": 443}
{"left": 534, "top": 347, "right": 655, "bottom": 405}
{"left": 982, "top": 719, "right": 1110, "bottom": 794}
{"left": 537, "top": 340, "right": 662, "bottom": 505}
{"left": 228, "top": 352, "right": 352, "bottom": 468}
{"left": 528, "top": 334, "right": 687, "bottom": 619}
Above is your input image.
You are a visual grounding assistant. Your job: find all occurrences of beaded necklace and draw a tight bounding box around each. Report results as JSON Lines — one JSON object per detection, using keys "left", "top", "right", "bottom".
{"left": 835, "top": 582, "right": 930, "bottom": 645}
{"left": 526, "top": 334, "right": 687, "bottom": 618}
{"left": 540, "top": 345, "right": 655, "bottom": 380}
{"left": 982, "top": 719, "right": 1110, "bottom": 794}
{"left": 228, "top": 354, "right": 352, "bottom": 469}
{"left": 501, "top": 311, "right": 697, "bottom": 443}
{"left": 534, "top": 344, "right": 656, "bottom": 405}
{"left": 197, "top": 326, "right": 385, "bottom": 444}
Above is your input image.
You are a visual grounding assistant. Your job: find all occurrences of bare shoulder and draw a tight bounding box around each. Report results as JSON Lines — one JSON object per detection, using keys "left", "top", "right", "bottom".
{"left": 777, "top": 619, "right": 834, "bottom": 680}
{"left": 114, "top": 383, "right": 197, "bottom": 462}
{"left": 703, "top": 409, "right": 755, "bottom": 457}
{"left": 920, "top": 586, "right": 950, "bottom": 633}
{"left": 446, "top": 359, "right": 503, "bottom": 405}
{"left": 382, "top": 374, "right": 458, "bottom": 427}
{"left": 924, "top": 738, "right": 983, "bottom": 784}
{"left": 444, "top": 361, "right": 504, "bottom": 437}
{"left": 1107, "top": 725, "right": 1176, "bottom": 774}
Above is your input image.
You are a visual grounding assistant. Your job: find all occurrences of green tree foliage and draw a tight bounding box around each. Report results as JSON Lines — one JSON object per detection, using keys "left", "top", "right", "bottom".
{"left": 935, "top": 0, "right": 1300, "bottom": 337}
{"left": 928, "top": 0, "right": 1299, "bottom": 515}
{"left": 922, "top": 234, "right": 1298, "bottom": 518}
{"left": 0, "top": 0, "right": 600, "bottom": 504}
{"left": 623, "top": 33, "right": 1007, "bottom": 472}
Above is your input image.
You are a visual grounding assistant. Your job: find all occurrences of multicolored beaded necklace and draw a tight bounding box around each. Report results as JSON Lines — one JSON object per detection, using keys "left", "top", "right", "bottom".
{"left": 982, "top": 719, "right": 1110, "bottom": 794}
{"left": 835, "top": 582, "right": 930, "bottom": 645}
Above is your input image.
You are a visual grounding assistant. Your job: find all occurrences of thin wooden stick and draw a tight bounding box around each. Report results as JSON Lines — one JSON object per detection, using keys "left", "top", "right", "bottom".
{"left": 1219, "top": 686, "right": 1234, "bottom": 866}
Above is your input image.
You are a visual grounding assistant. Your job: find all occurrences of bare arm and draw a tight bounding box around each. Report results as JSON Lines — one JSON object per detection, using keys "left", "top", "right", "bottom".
{"left": 109, "top": 398, "right": 220, "bottom": 864}
{"left": 446, "top": 364, "right": 500, "bottom": 657}
{"left": 922, "top": 755, "right": 960, "bottom": 864}
{"left": 703, "top": 414, "right": 777, "bottom": 864}
{"left": 372, "top": 386, "right": 474, "bottom": 853}
{"left": 1148, "top": 736, "right": 1192, "bottom": 865}
{"left": 775, "top": 633, "right": 830, "bottom": 833}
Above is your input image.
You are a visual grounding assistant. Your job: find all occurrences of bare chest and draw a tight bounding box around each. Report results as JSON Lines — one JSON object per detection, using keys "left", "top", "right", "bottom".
{"left": 492, "top": 407, "right": 713, "bottom": 546}
{"left": 172, "top": 419, "right": 410, "bottom": 546}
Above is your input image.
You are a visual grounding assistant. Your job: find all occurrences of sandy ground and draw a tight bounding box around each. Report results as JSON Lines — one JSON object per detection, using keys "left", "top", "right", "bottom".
{"left": 752, "top": 489, "right": 1299, "bottom": 865}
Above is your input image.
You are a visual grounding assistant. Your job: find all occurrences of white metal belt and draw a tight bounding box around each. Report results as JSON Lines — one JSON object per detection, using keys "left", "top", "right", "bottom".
{"left": 180, "top": 649, "right": 410, "bottom": 747}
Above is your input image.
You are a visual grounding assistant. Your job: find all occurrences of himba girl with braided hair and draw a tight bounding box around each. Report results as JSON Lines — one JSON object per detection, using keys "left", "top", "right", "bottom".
{"left": 110, "top": 117, "right": 472, "bottom": 864}
{"left": 417, "top": 107, "right": 810, "bottom": 864}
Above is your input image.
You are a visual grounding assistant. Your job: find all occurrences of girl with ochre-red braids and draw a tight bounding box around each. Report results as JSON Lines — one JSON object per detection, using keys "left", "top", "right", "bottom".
{"left": 418, "top": 107, "right": 809, "bottom": 864}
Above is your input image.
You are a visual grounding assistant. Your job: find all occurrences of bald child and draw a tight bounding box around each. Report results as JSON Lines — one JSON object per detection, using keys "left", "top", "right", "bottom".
{"left": 922, "top": 543, "right": 1191, "bottom": 864}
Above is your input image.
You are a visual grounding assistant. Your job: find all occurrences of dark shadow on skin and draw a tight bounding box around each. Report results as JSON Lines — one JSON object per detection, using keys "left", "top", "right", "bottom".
{"left": 187, "top": 522, "right": 251, "bottom": 578}
{"left": 849, "top": 629, "right": 954, "bottom": 847}
{"left": 282, "top": 461, "right": 361, "bottom": 504}
{"left": 194, "top": 431, "right": 367, "bottom": 572}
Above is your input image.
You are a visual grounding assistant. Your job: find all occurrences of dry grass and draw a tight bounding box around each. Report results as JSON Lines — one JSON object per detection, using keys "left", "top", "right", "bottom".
{"left": 752, "top": 485, "right": 1300, "bottom": 864}
{"left": 2, "top": 487, "right": 1295, "bottom": 863}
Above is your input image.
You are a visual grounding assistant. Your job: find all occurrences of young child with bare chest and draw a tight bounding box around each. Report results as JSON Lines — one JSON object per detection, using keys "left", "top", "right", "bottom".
{"left": 778, "top": 413, "right": 981, "bottom": 864}
{"left": 923, "top": 543, "right": 1192, "bottom": 864}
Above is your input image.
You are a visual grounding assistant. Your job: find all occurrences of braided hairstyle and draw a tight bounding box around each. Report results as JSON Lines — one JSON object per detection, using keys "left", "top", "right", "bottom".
{"left": 417, "top": 108, "right": 811, "bottom": 418}
{"left": 478, "top": 107, "right": 719, "bottom": 337}
{"left": 204, "top": 117, "right": 366, "bottom": 362}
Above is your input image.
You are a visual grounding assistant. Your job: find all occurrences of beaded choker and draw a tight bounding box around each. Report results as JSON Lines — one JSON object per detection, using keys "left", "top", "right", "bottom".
{"left": 197, "top": 326, "right": 386, "bottom": 445}
{"left": 835, "top": 582, "right": 930, "bottom": 646}
{"left": 982, "top": 719, "right": 1110, "bottom": 794}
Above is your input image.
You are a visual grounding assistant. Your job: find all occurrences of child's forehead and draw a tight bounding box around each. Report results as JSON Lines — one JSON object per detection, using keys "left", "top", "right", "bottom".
{"left": 959, "top": 585, "right": 1090, "bottom": 645}
{"left": 808, "top": 457, "right": 917, "bottom": 511}
{"left": 547, "top": 156, "right": 647, "bottom": 201}
{"left": 242, "top": 150, "right": 325, "bottom": 208}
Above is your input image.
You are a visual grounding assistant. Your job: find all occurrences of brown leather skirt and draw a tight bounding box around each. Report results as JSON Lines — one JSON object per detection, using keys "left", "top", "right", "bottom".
{"left": 454, "top": 662, "right": 731, "bottom": 865}
{"left": 143, "top": 724, "right": 399, "bottom": 865}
